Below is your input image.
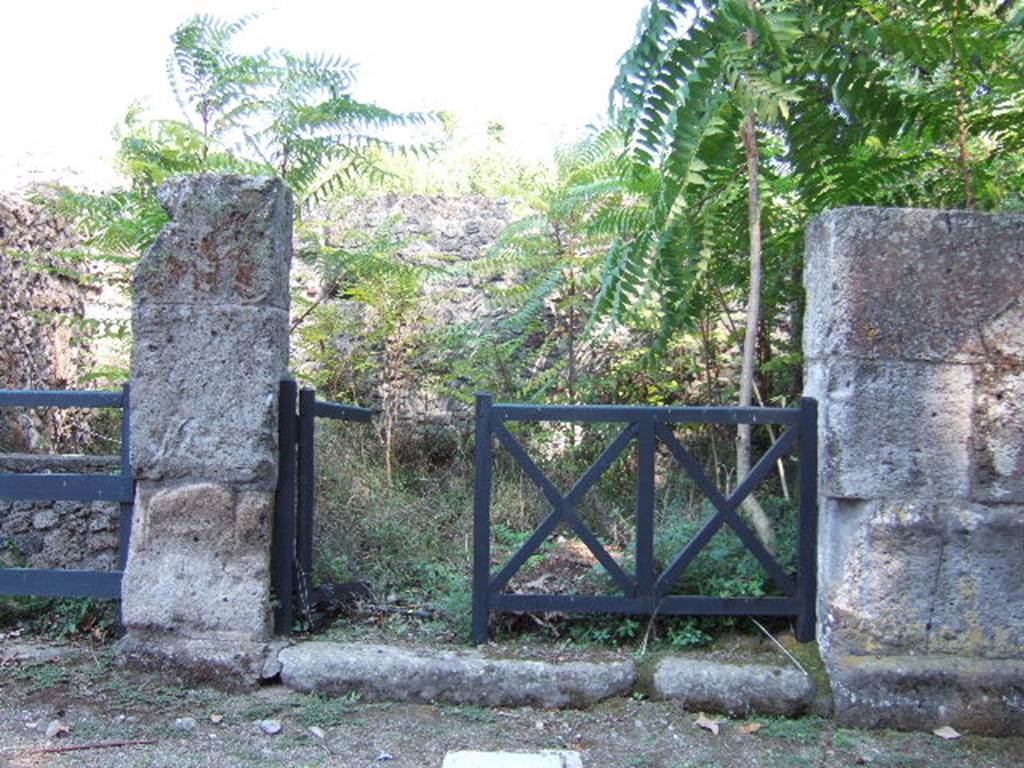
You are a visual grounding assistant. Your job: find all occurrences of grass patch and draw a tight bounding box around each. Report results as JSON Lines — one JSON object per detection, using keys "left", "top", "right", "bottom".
{"left": 310, "top": 417, "right": 811, "bottom": 649}
{"left": 0, "top": 596, "right": 119, "bottom": 639}
{"left": 445, "top": 704, "right": 498, "bottom": 724}
{"left": 295, "top": 692, "right": 362, "bottom": 727}
{"left": 760, "top": 715, "right": 829, "bottom": 745}
{"left": 9, "top": 661, "right": 71, "bottom": 693}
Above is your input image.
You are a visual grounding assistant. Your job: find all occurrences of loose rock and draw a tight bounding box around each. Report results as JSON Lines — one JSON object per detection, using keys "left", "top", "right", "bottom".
{"left": 44, "top": 719, "right": 69, "bottom": 739}
{"left": 258, "top": 719, "right": 282, "bottom": 735}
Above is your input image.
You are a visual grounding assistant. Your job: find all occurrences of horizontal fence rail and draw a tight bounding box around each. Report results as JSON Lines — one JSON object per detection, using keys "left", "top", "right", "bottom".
{"left": 0, "top": 385, "right": 133, "bottom": 600}
{"left": 273, "top": 380, "right": 374, "bottom": 634}
{"left": 492, "top": 403, "right": 802, "bottom": 425}
{"left": 472, "top": 393, "right": 818, "bottom": 644}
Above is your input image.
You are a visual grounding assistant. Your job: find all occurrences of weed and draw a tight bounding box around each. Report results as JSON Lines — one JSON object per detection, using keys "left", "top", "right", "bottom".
{"left": 448, "top": 704, "right": 498, "bottom": 724}
{"left": 761, "top": 715, "right": 829, "bottom": 745}
{"left": 666, "top": 618, "right": 712, "bottom": 649}
{"left": 80, "top": 654, "right": 114, "bottom": 684}
{"left": 240, "top": 702, "right": 286, "bottom": 721}
{"left": 0, "top": 596, "right": 118, "bottom": 639}
{"left": 11, "top": 662, "right": 71, "bottom": 693}
{"left": 105, "top": 680, "right": 223, "bottom": 715}
{"left": 296, "top": 692, "right": 361, "bottom": 727}
{"left": 569, "top": 615, "right": 643, "bottom": 646}
{"left": 833, "top": 728, "right": 864, "bottom": 751}
{"left": 309, "top": 406, "right": 804, "bottom": 648}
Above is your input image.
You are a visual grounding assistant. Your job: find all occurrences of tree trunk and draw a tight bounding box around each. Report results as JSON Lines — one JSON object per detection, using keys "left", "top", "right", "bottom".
{"left": 951, "top": 0, "right": 976, "bottom": 209}
{"left": 738, "top": 112, "right": 776, "bottom": 553}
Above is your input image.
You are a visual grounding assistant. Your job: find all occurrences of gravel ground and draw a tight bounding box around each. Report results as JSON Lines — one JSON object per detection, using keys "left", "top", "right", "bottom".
{"left": 1, "top": 639, "right": 1022, "bottom": 768}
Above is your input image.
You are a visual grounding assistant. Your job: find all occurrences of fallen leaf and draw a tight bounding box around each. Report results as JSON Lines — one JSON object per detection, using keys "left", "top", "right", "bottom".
{"left": 694, "top": 713, "right": 720, "bottom": 735}
{"left": 739, "top": 722, "right": 763, "bottom": 735}
{"left": 210, "top": 714, "right": 223, "bottom": 725}
{"left": 933, "top": 726, "right": 961, "bottom": 740}
{"left": 309, "top": 726, "right": 325, "bottom": 740}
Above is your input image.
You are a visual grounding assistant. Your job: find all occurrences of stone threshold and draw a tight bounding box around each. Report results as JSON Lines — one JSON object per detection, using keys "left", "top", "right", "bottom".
{"left": 276, "top": 640, "right": 817, "bottom": 716}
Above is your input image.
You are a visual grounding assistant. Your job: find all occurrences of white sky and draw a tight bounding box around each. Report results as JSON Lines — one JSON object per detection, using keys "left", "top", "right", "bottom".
{"left": 0, "top": 0, "right": 647, "bottom": 190}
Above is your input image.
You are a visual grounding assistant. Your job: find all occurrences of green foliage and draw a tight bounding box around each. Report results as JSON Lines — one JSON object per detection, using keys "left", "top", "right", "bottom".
{"left": 296, "top": 692, "right": 362, "bottom": 727}
{"left": 290, "top": 215, "right": 431, "bottom": 398}
{"left": 9, "top": 662, "right": 71, "bottom": 693}
{"left": 569, "top": 616, "right": 643, "bottom": 645}
{"left": 666, "top": 617, "right": 713, "bottom": 648}
{"left": 593, "top": 0, "right": 1024, "bottom": 376}
{"left": 165, "top": 14, "right": 435, "bottom": 204}
{"left": 342, "top": 116, "right": 552, "bottom": 198}
{"left": 41, "top": 14, "right": 436, "bottom": 383}
{"left": 440, "top": 124, "right": 668, "bottom": 405}
{"left": 312, "top": 420, "right": 471, "bottom": 602}
{"left": 654, "top": 496, "right": 797, "bottom": 599}
{"left": 0, "top": 596, "right": 119, "bottom": 639}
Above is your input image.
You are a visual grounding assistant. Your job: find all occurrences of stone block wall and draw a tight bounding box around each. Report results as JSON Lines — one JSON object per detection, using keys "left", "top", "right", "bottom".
{"left": 303, "top": 194, "right": 641, "bottom": 452}
{"left": 0, "top": 454, "right": 121, "bottom": 571}
{"left": 301, "top": 194, "right": 516, "bottom": 440}
{"left": 120, "top": 175, "right": 292, "bottom": 655}
{"left": 804, "top": 207, "right": 1024, "bottom": 734}
{"left": 0, "top": 194, "right": 94, "bottom": 452}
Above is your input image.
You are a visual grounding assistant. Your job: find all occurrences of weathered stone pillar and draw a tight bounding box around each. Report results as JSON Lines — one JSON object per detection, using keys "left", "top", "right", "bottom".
{"left": 121, "top": 175, "right": 292, "bottom": 679}
{"left": 804, "top": 208, "right": 1024, "bottom": 734}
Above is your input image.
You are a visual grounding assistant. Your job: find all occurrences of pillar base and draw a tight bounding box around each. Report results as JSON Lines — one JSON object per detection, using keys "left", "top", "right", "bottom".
{"left": 829, "top": 654, "right": 1024, "bottom": 736}
{"left": 117, "top": 632, "right": 286, "bottom": 689}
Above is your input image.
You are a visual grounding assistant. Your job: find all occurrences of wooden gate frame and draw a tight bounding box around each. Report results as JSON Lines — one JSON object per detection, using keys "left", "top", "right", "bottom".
{"left": 471, "top": 393, "right": 818, "bottom": 644}
{"left": 0, "top": 386, "right": 133, "bottom": 599}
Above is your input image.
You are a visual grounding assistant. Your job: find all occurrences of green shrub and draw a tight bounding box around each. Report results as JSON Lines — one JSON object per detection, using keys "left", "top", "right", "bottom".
{"left": 0, "top": 596, "right": 118, "bottom": 639}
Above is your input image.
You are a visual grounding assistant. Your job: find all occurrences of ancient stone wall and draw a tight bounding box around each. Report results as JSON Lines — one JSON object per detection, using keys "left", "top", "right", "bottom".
{"left": 301, "top": 194, "right": 515, "bottom": 438}
{"left": 0, "top": 454, "right": 121, "bottom": 571}
{"left": 303, "top": 194, "right": 638, "bottom": 450}
{"left": 0, "top": 194, "right": 94, "bottom": 451}
{"left": 804, "top": 207, "right": 1024, "bottom": 734}
{"left": 120, "top": 175, "right": 292, "bottom": 666}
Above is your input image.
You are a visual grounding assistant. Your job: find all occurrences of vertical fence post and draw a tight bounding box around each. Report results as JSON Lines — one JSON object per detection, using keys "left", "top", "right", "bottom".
{"left": 635, "top": 420, "right": 655, "bottom": 602}
{"left": 117, "top": 382, "right": 133, "bottom": 572}
{"left": 472, "top": 392, "right": 494, "bottom": 644}
{"left": 296, "top": 387, "right": 316, "bottom": 616}
{"left": 796, "top": 396, "right": 819, "bottom": 642}
{"left": 272, "top": 379, "right": 298, "bottom": 635}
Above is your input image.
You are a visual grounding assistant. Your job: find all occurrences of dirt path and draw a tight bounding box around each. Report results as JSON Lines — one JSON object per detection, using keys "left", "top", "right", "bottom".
{"left": 1, "top": 640, "right": 1021, "bottom": 768}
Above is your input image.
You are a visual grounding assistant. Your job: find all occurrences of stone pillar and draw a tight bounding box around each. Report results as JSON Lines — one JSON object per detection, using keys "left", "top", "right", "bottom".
{"left": 804, "top": 207, "right": 1024, "bottom": 734}
{"left": 120, "top": 175, "right": 292, "bottom": 679}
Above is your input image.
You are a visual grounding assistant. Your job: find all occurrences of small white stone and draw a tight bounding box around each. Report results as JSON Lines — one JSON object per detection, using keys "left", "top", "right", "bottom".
{"left": 45, "top": 720, "right": 69, "bottom": 739}
{"left": 258, "top": 719, "right": 282, "bottom": 735}
{"left": 441, "top": 751, "right": 582, "bottom": 768}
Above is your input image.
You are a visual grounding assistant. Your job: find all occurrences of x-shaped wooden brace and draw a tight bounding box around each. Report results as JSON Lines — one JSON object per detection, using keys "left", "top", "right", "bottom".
{"left": 488, "top": 421, "right": 638, "bottom": 595}
{"left": 654, "top": 423, "right": 798, "bottom": 598}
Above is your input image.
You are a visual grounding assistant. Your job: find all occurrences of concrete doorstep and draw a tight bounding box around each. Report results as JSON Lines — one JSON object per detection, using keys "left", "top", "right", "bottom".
{"left": 276, "top": 641, "right": 817, "bottom": 716}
